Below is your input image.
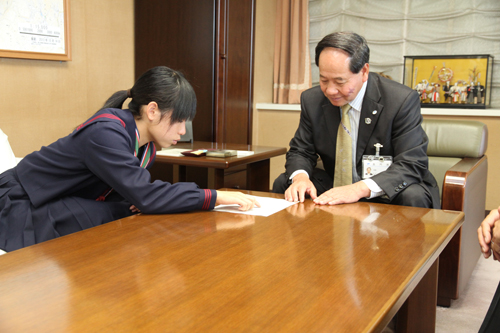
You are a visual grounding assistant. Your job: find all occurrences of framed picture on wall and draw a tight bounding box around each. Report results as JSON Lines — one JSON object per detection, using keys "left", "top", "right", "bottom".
{"left": 0, "top": 0, "right": 71, "bottom": 61}
{"left": 403, "top": 55, "right": 493, "bottom": 109}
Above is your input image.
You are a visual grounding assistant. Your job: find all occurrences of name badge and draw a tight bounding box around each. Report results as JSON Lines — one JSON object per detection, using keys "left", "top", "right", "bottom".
{"left": 362, "top": 143, "right": 392, "bottom": 179}
{"left": 362, "top": 155, "right": 392, "bottom": 179}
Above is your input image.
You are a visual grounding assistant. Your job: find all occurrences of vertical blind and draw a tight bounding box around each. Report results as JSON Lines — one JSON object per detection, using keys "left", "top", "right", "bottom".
{"left": 309, "top": 0, "right": 500, "bottom": 108}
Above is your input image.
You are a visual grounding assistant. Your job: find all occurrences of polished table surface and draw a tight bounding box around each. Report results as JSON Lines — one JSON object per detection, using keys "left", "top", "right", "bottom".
{"left": 0, "top": 190, "right": 463, "bottom": 332}
{"left": 155, "top": 141, "right": 287, "bottom": 191}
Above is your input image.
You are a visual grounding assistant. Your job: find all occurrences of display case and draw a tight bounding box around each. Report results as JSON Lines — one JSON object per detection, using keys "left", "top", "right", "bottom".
{"left": 403, "top": 55, "right": 493, "bottom": 109}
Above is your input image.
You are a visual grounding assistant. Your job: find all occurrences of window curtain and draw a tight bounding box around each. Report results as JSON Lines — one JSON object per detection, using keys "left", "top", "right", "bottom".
{"left": 273, "top": 0, "right": 312, "bottom": 104}
{"left": 309, "top": 0, "right": 500, "bottom": 108}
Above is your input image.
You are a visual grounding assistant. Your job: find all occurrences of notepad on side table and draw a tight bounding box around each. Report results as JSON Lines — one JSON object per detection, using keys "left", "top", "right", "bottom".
{"left": 206, "top": 149, "right": 237, "bottom": 158}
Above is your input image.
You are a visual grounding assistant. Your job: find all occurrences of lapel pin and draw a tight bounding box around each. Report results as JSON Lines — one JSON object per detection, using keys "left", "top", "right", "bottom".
{"left": 372, "top": 110, "right": 377, "bottom": 115}
{"left": 365, "top": 118, "right": 372, "bottom": 124}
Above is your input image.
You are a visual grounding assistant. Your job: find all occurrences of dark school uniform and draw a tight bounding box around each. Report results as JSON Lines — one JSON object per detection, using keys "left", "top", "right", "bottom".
{"left": 0, "top": 108, "right": 216, "bottom": 252}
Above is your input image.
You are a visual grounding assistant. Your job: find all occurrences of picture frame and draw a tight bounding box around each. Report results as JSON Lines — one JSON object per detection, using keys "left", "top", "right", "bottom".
{"left": 0, "top": 0, "right": 71, "bottom": 61}
{"left": 403, "top": 55, "right": 493, "bottom": 109}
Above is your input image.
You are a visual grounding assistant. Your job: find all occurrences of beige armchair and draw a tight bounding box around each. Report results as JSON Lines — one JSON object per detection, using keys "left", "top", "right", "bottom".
{"left": 422, "top": 118, "right": 488, "bottom": 306}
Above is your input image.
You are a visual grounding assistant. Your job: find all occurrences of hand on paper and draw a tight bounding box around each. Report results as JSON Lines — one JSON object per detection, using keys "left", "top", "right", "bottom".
{"left": 285, "top": 173, "right": 317, "bottom": 202}
{"left": 215, "top": 191, "right": 261, "bottom": 211}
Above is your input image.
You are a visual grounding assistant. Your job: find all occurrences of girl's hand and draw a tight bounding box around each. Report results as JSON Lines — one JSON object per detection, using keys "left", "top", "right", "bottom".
{"left": 215, "top": 191, "right": 261, "bottom": 211}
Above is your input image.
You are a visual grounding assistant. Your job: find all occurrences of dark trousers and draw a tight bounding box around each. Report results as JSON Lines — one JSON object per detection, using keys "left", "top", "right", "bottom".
{"left": 272, "top": 168, "right": 437, "bottom": 209}
{"left": 479, "top": 281, "right": 500, "bottom": 333}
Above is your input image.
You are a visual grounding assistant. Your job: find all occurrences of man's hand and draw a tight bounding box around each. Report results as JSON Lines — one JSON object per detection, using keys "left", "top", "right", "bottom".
{"left": 130, "top": 205, "right": 141, "bottom": 213}
{"left": 313, "top": 181, "right": 371, "bottom": 206}
{"left": 285, "top": 173, "right": 318, "bottom": 202}
{"left": 479, "top": 206, "right": 500, "bottom": 259}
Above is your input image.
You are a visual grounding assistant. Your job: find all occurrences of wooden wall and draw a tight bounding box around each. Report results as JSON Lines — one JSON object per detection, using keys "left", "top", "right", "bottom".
{"left": 0, "top": 0, "right": 134, "bottom": 157}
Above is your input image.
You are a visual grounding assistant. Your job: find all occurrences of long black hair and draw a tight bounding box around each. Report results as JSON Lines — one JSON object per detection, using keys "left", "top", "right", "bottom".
{"left": 101, "top": 66, "right": 196, "bottom": 123}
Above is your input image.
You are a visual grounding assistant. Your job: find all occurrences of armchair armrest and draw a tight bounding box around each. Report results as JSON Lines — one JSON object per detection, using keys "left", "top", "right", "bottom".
{"left": 442, "top": 156, "right": 488, "bottom": 211}
{"left": 438, "top": 155, "right": 488, "bottom": 306}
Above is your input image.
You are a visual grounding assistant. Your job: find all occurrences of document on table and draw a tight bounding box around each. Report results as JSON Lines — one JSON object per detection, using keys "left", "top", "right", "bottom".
{"left": 213, "top": 195, "right": 297, "bottom": 217}
{"left": 157, "top": 149, "right": 254, "bottom": 158}
{"left": 156, "top": 148, "right": 190, "bottom": 157}
{"left": 236, "top": 150, "right": 254, "bottom": 157}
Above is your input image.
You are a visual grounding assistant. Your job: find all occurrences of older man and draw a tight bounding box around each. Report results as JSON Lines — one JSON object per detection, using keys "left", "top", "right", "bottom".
{"left": 273, "top": 31, "right": 440, "bottom": 208}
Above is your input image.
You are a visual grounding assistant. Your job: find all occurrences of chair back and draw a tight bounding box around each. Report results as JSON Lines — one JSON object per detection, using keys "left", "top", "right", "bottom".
{"left": 422, "top": 119, "right": 488, "bottom": 199}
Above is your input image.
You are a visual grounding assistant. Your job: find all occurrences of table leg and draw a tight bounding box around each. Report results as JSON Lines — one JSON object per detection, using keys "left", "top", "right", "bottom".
{"left": 208, "top": 168, "right": 225, "bottom": 190}
{"left": 437, "top": 229, "right": 461, "bottom": 307}
{"left": 396, "top": 258, "right": 438, "bottom": 333}
{"left": 173, "top": 165, "right": 187, "bottom": 183}
{"left": 246, "top": 159, "right": 270, "bottom": 191}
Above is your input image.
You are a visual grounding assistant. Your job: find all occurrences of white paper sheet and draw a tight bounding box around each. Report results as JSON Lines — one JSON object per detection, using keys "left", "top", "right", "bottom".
{"left": 236, "top": 150, "right": 255, "bottom": 157}
{"left": 156, "top": 148, "right": 190, "bottom": 157}
{"left": 213, "top": 195, "right": 297, "bottom": 217}
{"left": 157, "top": 149, "right": 254, "bottom": 158}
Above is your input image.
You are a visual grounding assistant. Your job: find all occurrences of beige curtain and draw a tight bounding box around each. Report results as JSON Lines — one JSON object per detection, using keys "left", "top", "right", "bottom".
{"left": 273, "top": 0, "right": 311, "bottom": 104}
{"left": 308, "top": 0, "right": 500, "bottom": 108}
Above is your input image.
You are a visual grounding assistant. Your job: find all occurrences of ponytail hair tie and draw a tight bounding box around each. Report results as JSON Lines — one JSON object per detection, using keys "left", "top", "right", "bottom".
{"left": 127, "top": 89, "right": 132, "bottom": 98}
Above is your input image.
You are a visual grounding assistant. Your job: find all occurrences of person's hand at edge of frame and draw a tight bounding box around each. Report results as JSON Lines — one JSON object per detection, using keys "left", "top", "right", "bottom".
{"left": 478, "top": 206, "right": 500, "bottom": 260}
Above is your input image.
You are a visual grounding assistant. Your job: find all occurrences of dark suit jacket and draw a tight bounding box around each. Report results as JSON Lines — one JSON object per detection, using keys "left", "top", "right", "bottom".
{"left": 285, "top": 72, "right": 440, "bottom": 206}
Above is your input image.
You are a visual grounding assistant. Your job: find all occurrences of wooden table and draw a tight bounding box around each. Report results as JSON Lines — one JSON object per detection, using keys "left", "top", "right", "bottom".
{"left": 154, "top": 142, "right": 287, "bottom": 191}
{"left": 0, "top": 190, "right": 463, "bottom": 333}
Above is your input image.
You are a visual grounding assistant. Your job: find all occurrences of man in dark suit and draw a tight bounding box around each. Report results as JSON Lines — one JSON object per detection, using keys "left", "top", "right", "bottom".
{"left": 273, "top": 31, "right": 440, "bottom": 208}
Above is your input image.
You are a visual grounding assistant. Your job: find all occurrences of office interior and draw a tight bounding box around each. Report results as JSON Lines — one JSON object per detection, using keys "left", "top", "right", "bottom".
{"left": 1, "top": 0, "right": 499, "bottom": 211}
{"left": 1, "top": 1, "right": 500, "bottom": 331}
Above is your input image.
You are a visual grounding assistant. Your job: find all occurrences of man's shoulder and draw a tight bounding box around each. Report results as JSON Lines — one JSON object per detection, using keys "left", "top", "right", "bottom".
{"left": 302, "top": 85, "right": 323, "bottom": 98}
{"left": 301, "top": 85, "right": 327, "bottom": 108}
{"left": 370, "top": 73, "right": 414, "bottom": 96}
{"left": 368, "top": 72, "right": 418, "bottom": 106}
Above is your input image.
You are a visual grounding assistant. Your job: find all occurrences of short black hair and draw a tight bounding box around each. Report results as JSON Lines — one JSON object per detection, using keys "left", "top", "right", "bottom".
{"left": 315, "top": 31, "right": 370, "bottom": 74}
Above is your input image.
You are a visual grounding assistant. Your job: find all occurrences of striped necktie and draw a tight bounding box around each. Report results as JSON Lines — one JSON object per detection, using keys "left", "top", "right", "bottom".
{"left": 333, "top": 104, "right": 353, "bottom": 187}
{"left": 134, "top": 128, "right": 155, "bottom": 168}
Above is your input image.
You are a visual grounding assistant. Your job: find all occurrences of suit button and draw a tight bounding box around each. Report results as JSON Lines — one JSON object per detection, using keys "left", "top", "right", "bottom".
{"left": 403, "top": 182, "right": 407, "bottom": 186}
{"left": 399, "top": 184, "right": 404, "bottom": 189}
{"left": 395, "top": 188, "right": 400, "bottom": 192}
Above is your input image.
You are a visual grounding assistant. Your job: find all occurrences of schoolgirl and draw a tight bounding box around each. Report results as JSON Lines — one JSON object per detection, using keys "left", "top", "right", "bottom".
{"left": 0, "top": 66, "right": 257, "bottom": 252}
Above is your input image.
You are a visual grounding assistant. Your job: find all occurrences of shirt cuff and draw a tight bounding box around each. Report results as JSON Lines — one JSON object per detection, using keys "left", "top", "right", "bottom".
{"left": 362, "top": 179, "right": 385, "bottom": 199}
{"left": 289, "top": 170, "right": 309, "bottom": 180}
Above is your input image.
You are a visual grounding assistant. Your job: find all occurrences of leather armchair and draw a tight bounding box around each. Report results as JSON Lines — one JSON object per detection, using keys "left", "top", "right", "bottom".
{"left": 422, "top": 118, "right": 488, "bottom": 306}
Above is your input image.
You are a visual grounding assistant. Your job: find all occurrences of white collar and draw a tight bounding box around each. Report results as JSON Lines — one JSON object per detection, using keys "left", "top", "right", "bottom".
{"left": 348, "top": 81, "right": 368, "bottom": 112}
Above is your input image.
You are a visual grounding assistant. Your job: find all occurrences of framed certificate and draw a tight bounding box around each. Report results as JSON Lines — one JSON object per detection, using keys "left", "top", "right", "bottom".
{"left": 0, "top": 0, "right": 71, "bottom": 61}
